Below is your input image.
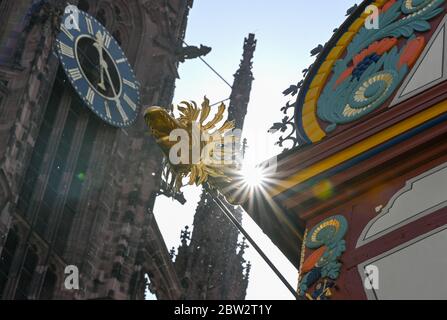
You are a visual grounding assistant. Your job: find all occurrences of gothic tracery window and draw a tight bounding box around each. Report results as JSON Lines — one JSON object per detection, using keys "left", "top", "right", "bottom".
{"left": 54, "top": 113, "right": 102, "bottom": 254}
{"left": 17, "top": 69, "right": 64, "bottom": 220}
{"left": 34, "top": 97, "right": 82, "bottom": 236}
{"left": 18, "top": 65, "right": 102, "bottom": 252}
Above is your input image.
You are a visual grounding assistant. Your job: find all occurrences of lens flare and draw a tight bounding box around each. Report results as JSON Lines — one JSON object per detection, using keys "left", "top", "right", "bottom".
{"left": 241, "top": 164, "right": 266, "bottom": 188}
{"left": 311, "top": 180, "right": 334, "bottom": 200}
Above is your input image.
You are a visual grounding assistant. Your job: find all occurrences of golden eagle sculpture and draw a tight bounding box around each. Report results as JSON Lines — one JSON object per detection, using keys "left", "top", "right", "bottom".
{"left": 144, "top": 97, "right": 246, "bottom": 203}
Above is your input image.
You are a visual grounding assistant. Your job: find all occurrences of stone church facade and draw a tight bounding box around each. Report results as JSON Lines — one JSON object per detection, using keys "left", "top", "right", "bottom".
{"left": 0, "top": 0, "right": 192, "bottom": 300}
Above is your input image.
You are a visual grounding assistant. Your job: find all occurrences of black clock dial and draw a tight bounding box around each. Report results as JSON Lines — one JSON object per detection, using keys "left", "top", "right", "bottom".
{"left": 76, "top": 37, "right": 121, "bottom": 99}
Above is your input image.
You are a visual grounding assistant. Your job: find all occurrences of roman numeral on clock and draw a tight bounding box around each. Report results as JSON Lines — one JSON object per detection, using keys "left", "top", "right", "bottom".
{"left": 68, "top": 68, "right": 82, "bottom": 81}
{"left": 104, "top": 34, "right": 112, "bottom": 48}
{"left": 104, "top": 100, "right": 112, "bottom": 119}
{"left": 116, "top": 58, "right": 126, "bottom": 64}
{"left": 59, "top": 41, "right": 74, "bottom": 58}
{"left": 116, "top": 100, "right": 129, "bottom": 122}
{"left": 86, "top": 88, "right": 95, "bottom": 104}
{"left": 123, "top": 94, "right": 137, "bottom": 111}
{"left": 86, "top": 17, "right": 94, "bottom": 35}
{"left": 60, "top": 25, "right": 74, "bottom": 41}
{"left": 123, "top": 79, "right": 136, "bottom": 89}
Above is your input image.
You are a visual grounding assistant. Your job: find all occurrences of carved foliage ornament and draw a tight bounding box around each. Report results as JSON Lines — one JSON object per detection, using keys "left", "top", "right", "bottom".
{"left": 298, "top": 215, "right": 348, "bottom": 300}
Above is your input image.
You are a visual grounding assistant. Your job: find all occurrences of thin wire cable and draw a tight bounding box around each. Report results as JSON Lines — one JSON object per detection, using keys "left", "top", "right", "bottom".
{"left": 182, "top": 40, "right": 233, "bottom": 89}
{"left": 205, "top": 184, "right": 302, "bottom": 300}
{"left": 210, "top": 97, "right": 231, "bottom": 107}
{"left": 178, "top": 39, "right": 302, "bottom": 299}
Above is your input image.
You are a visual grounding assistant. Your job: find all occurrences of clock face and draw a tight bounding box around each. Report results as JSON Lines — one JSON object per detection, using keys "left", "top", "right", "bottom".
{"left": 56, "top": 10, "right": 141, "bottom": 127}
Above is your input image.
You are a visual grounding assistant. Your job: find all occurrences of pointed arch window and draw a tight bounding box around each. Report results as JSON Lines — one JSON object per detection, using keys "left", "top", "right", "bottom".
{"left": 18, "top": 65, "right": 104, "bottom": 249}
{"left": 54, "top": 113, "right": 102, "bottom": 254}
{"left": 34, "top": 97, "right": 82, "bottom": 236}
{"left": 17, "top": 69, "right": 64, "bottom": 220}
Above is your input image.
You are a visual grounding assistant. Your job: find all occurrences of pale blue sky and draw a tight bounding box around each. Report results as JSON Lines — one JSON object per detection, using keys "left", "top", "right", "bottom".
{"left": 154, "top": 0, "right": 358, "bottom": 300}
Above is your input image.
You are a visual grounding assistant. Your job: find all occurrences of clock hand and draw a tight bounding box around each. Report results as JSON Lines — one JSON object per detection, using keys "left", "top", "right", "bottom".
{"left": 94, "top": 31, "right": 125, "bottom": 122}
{"left": 103, "top": 63, "right": 128, "bottom": 122}
{"left": 93, "top": 32, "right": 107, "bottom": 91}
{"left": 95, "top": 48, "right": 106, "bottom": 91}
{"left": 103, "top": 60, "right": 130, "bottom": 122}
{"left": 103, "top": 60, "right": 118, "bottom": 98}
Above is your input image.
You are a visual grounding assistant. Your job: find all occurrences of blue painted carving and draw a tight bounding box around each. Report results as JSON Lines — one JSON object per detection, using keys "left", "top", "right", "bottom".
{"left": 352, "top": 53, "right": 381, "bottom": 80}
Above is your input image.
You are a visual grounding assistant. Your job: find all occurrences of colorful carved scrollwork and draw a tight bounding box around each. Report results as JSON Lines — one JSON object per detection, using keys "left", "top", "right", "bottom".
{"left": 318, "top": 0, "right": 444, "bottom": 132}
{"left": 298, "top": 215, "right": 348, "bottom": 300}
{"left": 297, "top": 0, "right": 445, "bottom": 143}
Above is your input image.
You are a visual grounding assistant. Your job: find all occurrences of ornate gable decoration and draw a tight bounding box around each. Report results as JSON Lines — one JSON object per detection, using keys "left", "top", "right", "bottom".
{"left": 295, "top": 0, "right": 445, "bottom": 144}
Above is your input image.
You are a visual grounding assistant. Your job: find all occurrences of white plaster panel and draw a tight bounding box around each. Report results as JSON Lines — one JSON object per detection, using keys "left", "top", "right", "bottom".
{"left": 359, "top": 227, "right": 447, "bottom": 300}
{"left": 357, "top": 162, "right": 447, "bottom": 247}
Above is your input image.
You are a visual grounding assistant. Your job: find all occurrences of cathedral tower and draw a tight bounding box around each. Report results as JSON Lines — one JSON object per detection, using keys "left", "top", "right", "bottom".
{"left": 0, "top": 0, "right": 198, "bottom": 300}
{"left": 173, "top": 34, "right": 257, "bottom": 300}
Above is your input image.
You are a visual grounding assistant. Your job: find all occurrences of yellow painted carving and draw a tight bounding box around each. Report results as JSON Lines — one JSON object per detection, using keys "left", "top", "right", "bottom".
{"left": 326, "top": 46, "right": 345, "bottom": 61}
{"left": 337, "top": 32, "right": 356, "bottom": 46}
{"left": 305, "top": 87, "right": 321, "bottom": 103}
{"left": 319, "top": 60, "right": 335, "bottom": 74}
{"left": 349, "top": 18, "right": 366, "bottom": 32}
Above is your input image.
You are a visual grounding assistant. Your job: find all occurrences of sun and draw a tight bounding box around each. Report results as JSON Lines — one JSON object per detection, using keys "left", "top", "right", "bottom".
{"left": 241, "top": 164, "right": 266, "bottom": 188}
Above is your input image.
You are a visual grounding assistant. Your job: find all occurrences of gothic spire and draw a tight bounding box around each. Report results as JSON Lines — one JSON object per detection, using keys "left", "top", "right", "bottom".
{"left": 227, "top": 33, "right": 257, "bottom": 131}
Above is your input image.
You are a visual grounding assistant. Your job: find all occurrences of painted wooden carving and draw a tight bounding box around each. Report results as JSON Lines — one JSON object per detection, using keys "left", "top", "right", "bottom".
{"left": 298, "top": 215, "right": 348, "bottom": 300}
{"left": 319, "top": 0, "right": 444, "bottom": 132}
{"left": 296, "top": 0, "right": 445, "bottom": 143}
